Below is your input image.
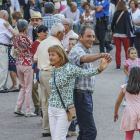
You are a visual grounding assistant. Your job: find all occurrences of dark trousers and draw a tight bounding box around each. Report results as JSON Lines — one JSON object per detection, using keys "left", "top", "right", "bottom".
{"left": 129, "top": 36, "right": 140, "bottom": 58}
{"left": 95, "top": 17, "right": 109, "bottom": 53}
{"left": 23, "top": 4, "right": 30, "bottom": 22}
{"left": 74, "top": 89, "right": 97, "bottom": 140}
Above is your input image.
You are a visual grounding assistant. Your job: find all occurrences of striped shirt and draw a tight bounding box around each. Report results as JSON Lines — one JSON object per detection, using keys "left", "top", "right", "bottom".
{"left": 0, "top": 18, "right": 13, "bottom": 45}
{"left": 68, "top": 42, "right": 96, "bottom": 91}
{"left": 42, "top": 14, "right": 61, "bottom": 30}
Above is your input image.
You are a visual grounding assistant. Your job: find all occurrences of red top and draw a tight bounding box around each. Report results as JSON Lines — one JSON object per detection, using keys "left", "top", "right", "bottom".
{"left": 13, "top": 35, "right": 33, "bottom": 66}
{"left": 32, "top": 40, "right": 41, "bottom": 55}
{"left": 32, "top": 40, "right": 41, "bottom": 73}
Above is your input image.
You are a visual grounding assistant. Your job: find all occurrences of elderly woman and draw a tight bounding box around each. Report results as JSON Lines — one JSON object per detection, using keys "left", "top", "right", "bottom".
{"left": 129, "top": 0, "right": 140, "bottom": 58}
{"left": 48, "top": 44, "right": 110, "bottom": 140}
{"left": 13, "top": 19, "right": 36, "bottom": 117}
{"left": 4, "top": 11, "right": 23, "bottom": 92}
{"left": 80, "top": 2, "right": 95, "bottom": 26}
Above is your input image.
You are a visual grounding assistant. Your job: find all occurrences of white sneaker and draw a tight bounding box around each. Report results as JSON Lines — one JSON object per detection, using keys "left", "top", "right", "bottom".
{"left": 14, "top": 108, "right": 25, "bottom": 116}
{"left": 25, "top": 112, "right": 37, "bottom": 117}
{"left": 123, "top": 101, "right": 126, "bottom": 107}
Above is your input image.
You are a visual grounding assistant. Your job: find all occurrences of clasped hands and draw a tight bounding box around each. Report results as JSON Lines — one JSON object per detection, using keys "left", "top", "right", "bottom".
{"left": 97, "top": 53, "right": 112, "bottom": 72}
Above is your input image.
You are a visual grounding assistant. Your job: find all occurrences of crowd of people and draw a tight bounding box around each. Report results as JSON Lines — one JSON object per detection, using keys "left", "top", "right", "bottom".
{"left": 0, "top": 0, "right": 140, "bottom": 140}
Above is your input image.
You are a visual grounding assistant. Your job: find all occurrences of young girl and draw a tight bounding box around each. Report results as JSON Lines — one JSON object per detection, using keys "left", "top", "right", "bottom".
{"left": 114, "top": 66, "right": 140, "bottom": 140}
{"left": 123, "top": 47, "right": 140, "bottom": 106}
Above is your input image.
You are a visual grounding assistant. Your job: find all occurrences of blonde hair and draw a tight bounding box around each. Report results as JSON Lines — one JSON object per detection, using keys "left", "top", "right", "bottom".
{"left": 69, "top": 37, "right": 78, "bottom": 43}
{"left": 48, "top": 45, "right": 69, "bottom": 66}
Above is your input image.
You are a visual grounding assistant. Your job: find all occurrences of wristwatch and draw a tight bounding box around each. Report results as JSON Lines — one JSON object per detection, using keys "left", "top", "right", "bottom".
{"left": 8, "top": 27, "right": 11, "bottom": 30}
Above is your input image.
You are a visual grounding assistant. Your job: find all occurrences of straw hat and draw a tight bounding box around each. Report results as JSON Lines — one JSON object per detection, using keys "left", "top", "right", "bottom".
{"left": 29, "top": 12, "right": 43, "bottom": 20}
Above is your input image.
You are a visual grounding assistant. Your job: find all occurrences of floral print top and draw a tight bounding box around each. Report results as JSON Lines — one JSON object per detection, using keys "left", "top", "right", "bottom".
{"left": 49, "top": 62, "right": 100, "bottom": 109}
{"left": 13, "top": 35, "right": 33, "bottom": 66}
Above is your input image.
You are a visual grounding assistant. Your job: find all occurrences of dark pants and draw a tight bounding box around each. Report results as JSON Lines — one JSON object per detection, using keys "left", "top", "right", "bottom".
{"left": 129, "top": 36, "right": 140, "bottom": 58}
{"left": 23, "top": 4, "right": 30, "bottom": 22}
{"left": 74, "top": 89, "right": 97, "bottom": 140}
{"left": 95, "top": 17, "right": 109, "bottom": 53}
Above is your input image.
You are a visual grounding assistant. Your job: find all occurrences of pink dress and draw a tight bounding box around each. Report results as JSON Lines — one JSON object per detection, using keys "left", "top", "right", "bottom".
{"left": 120, "top": 84, "right": 140, "bottom": 131}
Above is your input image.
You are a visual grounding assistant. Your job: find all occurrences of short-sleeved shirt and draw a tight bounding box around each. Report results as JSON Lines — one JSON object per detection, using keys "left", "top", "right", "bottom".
{"left": 129, "top": 9, "right": 140, "bottom": 37}
{"left": 68, "top": 41, "right": 96, "bottom": 91}
{"left": 94, "top": 0, "right": 110, "bottom": 18}
{"left": 13, "top": 35, "right": 33, "bottom": 66}
{"left": 120, "top": 84, "right": 140, "bottom": 131}
{"left": 78, "top": 6, "right": 85, "bottom": 17}
{"left": 0, "top": 18, "right": 13, "bottom": 45}
{"left": 42, "top": 14, "right": 61, "bottom": 30}
{"left": 123, "top": 58, "right": 140, "bottom": 72}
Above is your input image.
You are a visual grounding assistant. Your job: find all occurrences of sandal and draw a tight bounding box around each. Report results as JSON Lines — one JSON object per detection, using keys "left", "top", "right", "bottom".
{"left": 8, "top": 86, "right": 20, "bottom": 92}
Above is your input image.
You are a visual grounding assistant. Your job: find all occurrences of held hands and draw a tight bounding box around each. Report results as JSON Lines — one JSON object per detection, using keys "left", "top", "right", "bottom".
{"left": 97, "top": 58, "right": 109, "bottom": 72}
{"left": 114, "top": 113, "right": 119, "bottom": 122}
{"left": 4, "top": 22, "right": 10, "bottom": 29}
{"left": 101, "top": 53, "right": 112, "bottom": 63}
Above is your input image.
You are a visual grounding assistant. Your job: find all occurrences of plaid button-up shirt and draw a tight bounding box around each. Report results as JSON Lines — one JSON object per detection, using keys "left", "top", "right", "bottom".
{"left": 68, "top": 42, "right": 95, "bottom": 91}
{"left": 42, "top": 14, "right": 61, "bottom": 30}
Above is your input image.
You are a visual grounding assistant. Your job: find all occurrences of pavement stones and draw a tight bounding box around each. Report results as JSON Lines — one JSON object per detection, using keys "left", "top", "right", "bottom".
{"left": 0, "top": 45, "right": 139, "bottom": 140}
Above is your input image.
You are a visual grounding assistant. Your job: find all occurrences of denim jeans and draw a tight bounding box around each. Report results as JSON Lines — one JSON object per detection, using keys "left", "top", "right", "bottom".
{"left": 74, "top": 89, "right": 97, "bottom": 140}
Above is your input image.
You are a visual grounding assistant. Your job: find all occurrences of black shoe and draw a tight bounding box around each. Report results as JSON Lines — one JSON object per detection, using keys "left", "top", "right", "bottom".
{"left": 66, "top": 134, "right": 71, "bottom": 138}
{"left": 42, "top": 133, "right": 51, "bottom": 137}
{"left": 106, "top": 45, "right": 113, "bottom": 53}
{"left": 116, "top": 66, "right": 120, "bottom": 70}
{"left": 34, "top": 108, "right": 40, "bottom": 115}
{"left": 0, "top": 90, "right": 8, "bottom": 93}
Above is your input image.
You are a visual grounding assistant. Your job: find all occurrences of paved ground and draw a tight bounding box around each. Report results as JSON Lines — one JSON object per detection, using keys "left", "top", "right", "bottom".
{"left": 0, "top": 45, "right": 139, "bottom": 140}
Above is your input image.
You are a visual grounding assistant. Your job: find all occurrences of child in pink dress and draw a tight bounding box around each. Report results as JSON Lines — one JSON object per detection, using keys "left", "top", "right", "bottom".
{"left": 114, "top": 67, "right": 140, "bottom": 140}
{"left": 123, "top": 47, "right": 140, "bottom": 106}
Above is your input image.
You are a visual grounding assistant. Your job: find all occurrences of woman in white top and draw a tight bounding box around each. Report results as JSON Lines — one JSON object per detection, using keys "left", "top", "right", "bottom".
{"left": 129, "top": 0, "right": 140, "bottom": 57}
{"left": 80, "top": 2, "right": 95, "bottom": 26}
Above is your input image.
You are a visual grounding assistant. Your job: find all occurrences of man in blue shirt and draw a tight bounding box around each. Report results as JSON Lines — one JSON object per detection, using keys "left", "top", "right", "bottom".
{"left": 92, "top": 0, "right": 112, "bottom": 53}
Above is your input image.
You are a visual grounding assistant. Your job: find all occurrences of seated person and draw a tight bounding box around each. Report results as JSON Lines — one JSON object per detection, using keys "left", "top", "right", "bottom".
{"left": 80, "top": 2, "right": 95, "bottom": 27}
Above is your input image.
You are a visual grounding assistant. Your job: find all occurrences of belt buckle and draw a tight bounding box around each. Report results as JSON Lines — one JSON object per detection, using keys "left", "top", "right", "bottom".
{"left": 99, "top": 18, "right": 101, "bottom": 21}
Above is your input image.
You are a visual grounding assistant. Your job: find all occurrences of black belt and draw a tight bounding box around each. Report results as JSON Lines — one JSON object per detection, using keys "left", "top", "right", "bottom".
{"left": 74, "top": 89, "right": 93, "bottom": 94}
{"left": 0, "top": 43, "right": 9, "bottom": 47}
{"left": 96, "top": 16, "right": 108, "bottom": 21}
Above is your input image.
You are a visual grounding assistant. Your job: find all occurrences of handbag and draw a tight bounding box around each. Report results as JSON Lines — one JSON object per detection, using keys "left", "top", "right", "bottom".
{"left": 53, "top": 70, "right": 77, "bottom": 121}
{"left": 130, "top": 12, "right": 140, "bottom": 36}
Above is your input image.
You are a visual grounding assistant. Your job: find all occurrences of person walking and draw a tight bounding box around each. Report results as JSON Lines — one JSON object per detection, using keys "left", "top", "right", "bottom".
{"left": 13, "top": 19, "right": 37, "bottom": 117}
{"left": 68, "top": 25, "right": 112, "bottom": 140}
{"left": 48, "top": 44, "right": 110, "bottom": 140}
{"left": 129, "top": 0, "right": 140, "bottom": 58}
{"left": 34, "top": 23, "right": 65, "bottom": 137}
{"left": 114, "top": 66, "right": 140, "bottom": 140}
{"left": 111, "top": 1, "right": 133, "bottom": 70}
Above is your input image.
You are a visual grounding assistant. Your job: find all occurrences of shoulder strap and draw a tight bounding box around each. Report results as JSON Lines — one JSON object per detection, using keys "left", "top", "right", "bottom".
{"left": 130, "top": 11, "right": 135, "bottom": 29}
{"left": 116, "top": 11, "right": 124, "bottom": 25}
{"left": 54, "top": 69, "right": 66, "bottom": 110}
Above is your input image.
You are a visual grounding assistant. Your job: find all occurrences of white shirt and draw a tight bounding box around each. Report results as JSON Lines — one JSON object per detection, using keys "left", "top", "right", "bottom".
{"left": 61, "top": 30, "right": 78, "bottom": 50}
{"left": 60, "top": 7, "right": 80, "bottom": 24}
{"left": 0, "top": 18, "right": 13, "bottom": 45}
{"left": 130, "top": 9, "right": 140, "bottom": 37}
{"left": 109, "top": 3, "right": 115, "bottom": 16}
{"left": 34, "top": 36, "right": 63, "bottom": 71}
